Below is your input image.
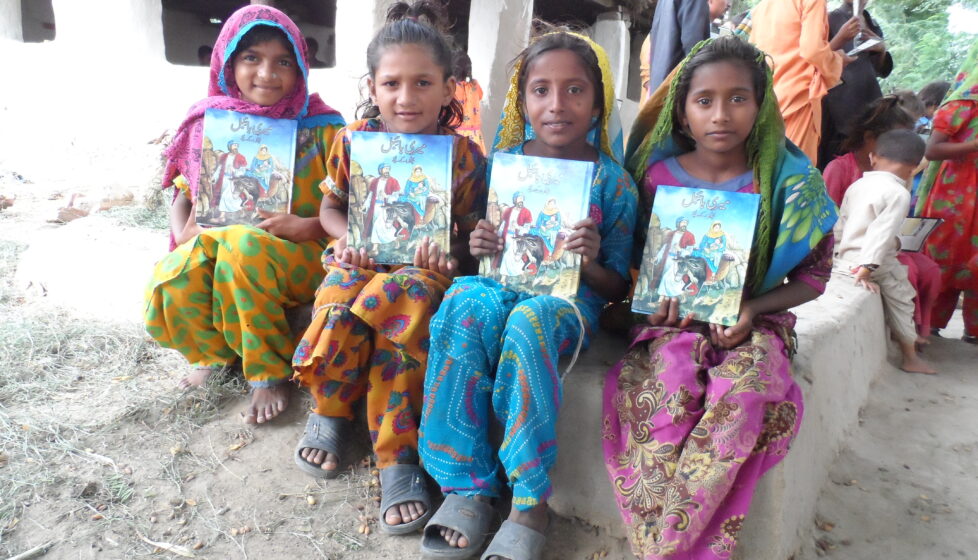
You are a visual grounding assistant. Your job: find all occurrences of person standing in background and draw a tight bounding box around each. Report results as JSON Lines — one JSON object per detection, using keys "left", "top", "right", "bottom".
{"left": 452, "top": 51, "right": 486, "bottom": 153}
{"left": 639, "top": 0, "right": 727, "bottom": 103}
{"left": 914, "top": 43, "right": 978, "bottom": 344}
{"left": 818, "top": 0, "right": 893, "bottom": 168}
{"left": 751, "top": 0, "right": 856, "bottom": 162}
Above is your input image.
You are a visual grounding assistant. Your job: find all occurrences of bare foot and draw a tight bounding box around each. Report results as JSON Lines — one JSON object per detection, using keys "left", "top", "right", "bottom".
{"left": 385, "top": 499, "right": 426, "bottom": 528}
{"left": 439, "top": 495, "right": 492, "bottom": 549}
{"left": 299, "top": 447, "right": 339, "bottom": 474}
{"left": 485, "top": 502, "right": 549, "bottom": 560}
{"left": 901, "top": 355, "right": 937, "bottom": 375}
{"left": 179, "top": 366, "right": 218, "bottom": 390}
{"left": 242, "top": 384, "right": 290, "bottom": 424}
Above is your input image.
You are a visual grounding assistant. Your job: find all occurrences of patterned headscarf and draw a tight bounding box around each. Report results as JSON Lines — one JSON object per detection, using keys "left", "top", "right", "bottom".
{"left": 626, "top": 37, "right": 837, "bottom": 294}
{"left": 944, "top": 40, "right": 978, "bottom": 104}
{"left": 493, "top": 31, "right": 624, "bottom": 163}
{"left": 914, "top": 40, "right": 978, "bottom": 215}
{"left": 162, "top": 5, "right": 341, "bottom": 198}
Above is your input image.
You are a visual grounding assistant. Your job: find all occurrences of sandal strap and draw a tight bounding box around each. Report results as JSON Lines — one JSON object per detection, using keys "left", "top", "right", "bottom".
{"left": 294, "top": 413, "right": 349, "bottom": 478}
{"left": 379, "top": 464, "right": 431, "bottom": 513}
{"left": 422, "top": 494, "right": 495, "bottom": 551}
{"left": 480, "top": 520, "right": 546, "bottom": 560}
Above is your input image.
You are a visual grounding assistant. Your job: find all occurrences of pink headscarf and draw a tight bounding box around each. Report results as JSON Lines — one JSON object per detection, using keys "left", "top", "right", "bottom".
{"left": 162, "top": 5, "right": 340, "bottom": 198}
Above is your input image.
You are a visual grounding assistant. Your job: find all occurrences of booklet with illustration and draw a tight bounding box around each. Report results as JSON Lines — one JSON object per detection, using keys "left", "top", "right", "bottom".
{"left": 479, "top": 152, "right": 593, "bottom": 298}
{"left": 195, "top": 109, "right": 297, "bottom": 227}
{"left": 632, "top": 185, "right": 761, "bottom": 326}
{"left": 898, "top": 217, "right": 943, "bottom": 252}
{"left": 347, "top": 131, "right": 453, "bottom": 264}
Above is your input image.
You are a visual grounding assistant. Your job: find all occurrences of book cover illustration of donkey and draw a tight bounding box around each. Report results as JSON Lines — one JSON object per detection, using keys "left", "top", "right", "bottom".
{"left": 480, "top": 152, "right": 593, "bottom": 298}
{"left": 196, "top": 108, "right": 297, "bottom": 227}
{"left": 347, "top": 131, "right": 453, "bottom": 264}
{"left": 633, "top": 185, "right": 760, "bottom": 326}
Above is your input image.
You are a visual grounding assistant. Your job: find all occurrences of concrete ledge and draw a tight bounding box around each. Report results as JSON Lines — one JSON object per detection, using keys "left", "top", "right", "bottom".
{"left": 549, "top": 272, "right": 887, "bottom": 559}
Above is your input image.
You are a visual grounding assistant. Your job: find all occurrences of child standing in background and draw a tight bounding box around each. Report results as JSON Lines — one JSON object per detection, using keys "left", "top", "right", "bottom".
{"left": 145, "top": 5, "right": 345, "bottom": 424}
{"left": 834, "top": 130, "right": 936, "bottom": 374}
{"left": 290, "top": 0, "right": 486, "bottom": 537}
{"left": 452, "top": 50, "right": 486, "bottom": 154}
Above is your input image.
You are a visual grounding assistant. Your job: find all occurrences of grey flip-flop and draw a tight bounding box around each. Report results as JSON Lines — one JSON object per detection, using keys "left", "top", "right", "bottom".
{"left": 293, "top": 413, "right": 349, "bottom": 479}
{"left": 421, "top": 493, "right": 495, "bottom": 559}
{"left": 480, "top": 520, "right": 546, "bottom": 560}
{"left": 378, "top": 464, "right": 434, "bottom": 535}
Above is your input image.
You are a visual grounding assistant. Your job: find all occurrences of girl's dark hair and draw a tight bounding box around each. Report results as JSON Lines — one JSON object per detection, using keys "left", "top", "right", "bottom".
{"left": 232, "top": 25, "right": 295, "bottom": 62}
{"left": 357, "top": 0, "right": 463, "bottom": 129}
{"left": 839, "top": 95, "right": 915, "bottom": 153}
{"left": 513, "top": 25, "right": 605, "bottom": 122}
{"left": 918, "top": 80, "right": 951, "bottom": 108}
{"left": 453, "top": 50, "right": 472, "bottom": 81}
{"left": 671, "top": 36, "right": 768, "bottom": 152}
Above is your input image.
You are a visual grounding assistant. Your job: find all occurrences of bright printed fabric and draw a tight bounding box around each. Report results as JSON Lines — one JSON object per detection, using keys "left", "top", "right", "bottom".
{"left": 610, "top": 36, "right": 837, "bottom": 559}
{"left": 419, "top": 277, "right": 586, "bottom": 507}
{"left": 453, "top": 80, "right": 486, "bottom": 154}
{"left": 293, "top": 119, "right": 487, "bottom": 467}
{"left": 419, "top": 144, "right": 639, "bottom": 509}
{"left": 145, "top": 224, "right": 327, "bottom": 387}
{"left": 917, "top": 100, "right": 978, "bottom": 335}
{"left": 147, "top": 113, "right": 342, "bottom": 386}
{"left": 292, "top": 260, "right": 451, "bottom": 467}
{"left": 602, "top": 323, "right": 802, "bottom": 559}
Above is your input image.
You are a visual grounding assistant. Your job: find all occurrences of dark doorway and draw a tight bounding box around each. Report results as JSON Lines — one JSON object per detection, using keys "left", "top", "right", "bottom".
{"left": 161, "top": 0, "right": 336, "bottom": 68}
{"left": 21, "top": 0, "right": 55, "bottom": 42}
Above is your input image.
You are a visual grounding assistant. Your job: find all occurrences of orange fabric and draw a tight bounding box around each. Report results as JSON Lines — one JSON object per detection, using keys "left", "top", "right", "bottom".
{"left": 292, "top": 263, "right": 451, "bottom": 467}
{"left": 640, "top": 35, "right": 651, "bottom": 104}
{"left": 453, "top": 80, "right": 486, "bottom": 154}
{"left": 750, "top": 0, "right": 844, "bottom": 162}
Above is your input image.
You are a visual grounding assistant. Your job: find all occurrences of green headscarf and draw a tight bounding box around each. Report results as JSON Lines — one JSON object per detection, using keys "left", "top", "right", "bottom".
{"left": 626, "top": 37, "right": 837, "bottom": 295}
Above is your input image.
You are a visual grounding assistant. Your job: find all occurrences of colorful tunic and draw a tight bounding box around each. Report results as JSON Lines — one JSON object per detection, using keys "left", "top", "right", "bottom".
{"left": 453, "top": 79, "right": 486, "bottom": 154}
{"left": 917, "top": 100, "right": 978, "bottom": 335}
{"left": 611, "top": 37, "right": 838, "bottom": 559}
{"left": 292, "top": 118, "right": 487, "bottom": 468}
{"left": 604, "top": 168, "right": 833, "bottom": 559}
{"left": 144, "top": 5, "right": 345, "bottom": 388}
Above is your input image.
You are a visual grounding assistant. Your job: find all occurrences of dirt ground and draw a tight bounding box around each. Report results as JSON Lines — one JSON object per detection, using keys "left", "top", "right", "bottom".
{"left": 2, "top": 156, "right": 977, "bottom": 560}
{"left": 0, "top": 162, "right": 628, "bottom": 560}
{"left": 795, "top": 315, "right": 978, "bottom": 560}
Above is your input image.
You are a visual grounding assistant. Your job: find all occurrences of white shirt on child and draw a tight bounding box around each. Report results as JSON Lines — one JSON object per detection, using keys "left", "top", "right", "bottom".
{"left": 833, "top": 170, "right": 910, "bottom": 269}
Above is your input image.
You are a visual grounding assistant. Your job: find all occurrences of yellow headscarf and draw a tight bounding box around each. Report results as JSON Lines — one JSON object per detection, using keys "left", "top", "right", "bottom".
{"left": 493, "top": 31, "right": 622, "bottom": 162}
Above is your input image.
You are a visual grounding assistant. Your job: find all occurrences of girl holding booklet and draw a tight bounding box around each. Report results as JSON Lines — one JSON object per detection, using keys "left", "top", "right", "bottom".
{"left": 290, "top": 0, "right": 486, "bottom": 537}
{"left": 602, "top": 37, "right": 837, "bottom": 559}
{"left": 145, "top": 6, "right": 345, "bottom": 424}
{"left": 418, "top": 30, "right": 638, "bottom": 559}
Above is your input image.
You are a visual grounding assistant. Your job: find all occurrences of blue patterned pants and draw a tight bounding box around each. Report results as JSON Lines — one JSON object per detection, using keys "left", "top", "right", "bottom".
{"left": 419, "top": 276, "right": 589, "bottom": 510}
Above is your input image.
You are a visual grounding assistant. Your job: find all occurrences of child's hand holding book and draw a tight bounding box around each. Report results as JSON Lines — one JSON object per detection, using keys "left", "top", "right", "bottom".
{"left": 468, "top": 219, "right": 503, "bottom": 257}
{"left": 414, "top": 236, "right": 456, "bottom": 278}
